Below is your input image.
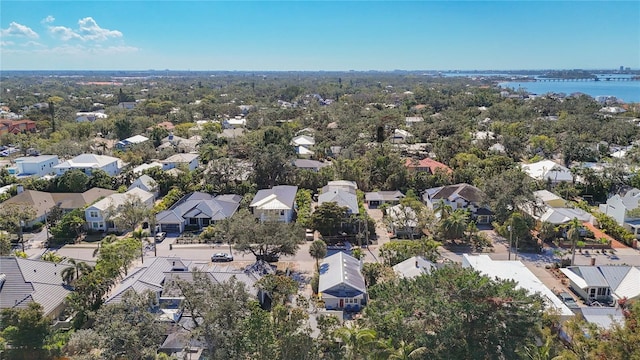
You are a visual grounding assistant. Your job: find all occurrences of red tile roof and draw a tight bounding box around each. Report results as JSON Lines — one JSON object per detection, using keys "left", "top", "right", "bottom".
{"left": 405, "top": 157, "right": 452, "bottom": 174}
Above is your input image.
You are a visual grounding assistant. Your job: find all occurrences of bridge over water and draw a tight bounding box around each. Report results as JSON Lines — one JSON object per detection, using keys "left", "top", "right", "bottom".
{"left": 536, "top": 77, "right": 639, "bottom": 82}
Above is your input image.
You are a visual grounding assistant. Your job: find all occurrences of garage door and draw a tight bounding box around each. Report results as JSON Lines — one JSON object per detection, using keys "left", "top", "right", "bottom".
{"left": 161, "top": 223, "right": 180, "bottom": 234}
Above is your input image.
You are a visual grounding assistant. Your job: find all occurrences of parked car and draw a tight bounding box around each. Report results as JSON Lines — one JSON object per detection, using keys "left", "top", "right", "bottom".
{"left": 154, "top": 232, "right": 167, "bottom": 242}
{"left": 305, "top": 229, "right": 315, "bottom": 241}
{"left": 558, "top": 292, "right": 579, "bottom": 310}
{"left": 256, "top": 254, "right": 280, "bottom": 263}
{"left": 211, "top": 253, "right": 233, "bottom": 262}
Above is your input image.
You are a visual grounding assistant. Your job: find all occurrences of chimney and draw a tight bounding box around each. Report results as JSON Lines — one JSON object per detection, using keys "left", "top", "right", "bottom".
{"left": 415, "top": 260, "right": 419, "bottom": 268}
{"left": 168, "top": 132, "right": 174, "bottom": 141}
{"left": 16, "top": 185, "right": 24, "bottom": 194}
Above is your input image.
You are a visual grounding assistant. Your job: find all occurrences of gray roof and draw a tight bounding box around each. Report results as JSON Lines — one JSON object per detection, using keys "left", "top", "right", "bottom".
{"left": 318, "top": 189, "right": 359, "bottom": 214}
{"left": 365, "top": 191, "right": 405, "bottom": 202}
{"left": 580, "top": 307, "right": 624, "bottom": 330}
{"left": 293, "top": 159, "right": 330, "bottom": 170}
{"left": 318, "top": 252, "right": 366, "bottom": 295}
{"left": 108, "top": 258, "right": 267, "bottom": 304}
{"left": 156, "top": 192, "right": 241, "bottom": 224}
{"left": 424, "top": 183, "right": 485, "bottom": 204}
{"left": 128, "top": 174, "right": 156, "bottom": 193}
{"left": 567, "top": 266, "right": 609, "bottom": 287}
{"left": 0, "top": 257, "right": 72, "bottom": 316}
{"left": 250, "top": 185, "right": 298, "bottom": 209}
{"left": 107, "top": 257, "right": 193, "bottom": 304}
{"left": 599, "top": 266, "right": 633, "bottom": 290}
{"left": 392, "top": 256, "right": 437, "bottom": 279}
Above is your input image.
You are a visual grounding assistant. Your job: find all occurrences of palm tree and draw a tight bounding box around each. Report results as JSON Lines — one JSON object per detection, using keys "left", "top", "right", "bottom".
{"left": 439, "top": 209, "right": 469, "bottom": 241}
{"left": 388, "top": 340, "right": 428, "bottom": 360}
{"left": 131, "top": 229, "right": 149, "bottom": 264}
{"left": 309, "top": 239, "right": 327, "bottom": 271}
{"left": 61, "top": 258, "right": 92, "bottom": 286}
{"left": 567, "top": 218, "right": 582, "bottom": 266}
{"left": 333, "top": 324, "right": 377, "bottom": 360}
{"left": 434, "top": 199, "right": 452, "bottom": 220}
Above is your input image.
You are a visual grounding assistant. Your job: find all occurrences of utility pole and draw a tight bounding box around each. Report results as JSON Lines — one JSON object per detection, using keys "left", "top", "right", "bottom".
{"left": 508, "top": 225, "right": 512, "bottom": 260}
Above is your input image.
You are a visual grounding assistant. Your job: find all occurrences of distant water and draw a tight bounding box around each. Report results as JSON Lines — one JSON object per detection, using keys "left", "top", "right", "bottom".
{"left": 499, "top": 80, "right": 640, "bottom": 103}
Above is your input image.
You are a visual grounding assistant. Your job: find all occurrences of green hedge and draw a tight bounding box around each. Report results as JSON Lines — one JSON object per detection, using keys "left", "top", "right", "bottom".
{"left": 594, "top": 212, "right": 635, "bottom": 246}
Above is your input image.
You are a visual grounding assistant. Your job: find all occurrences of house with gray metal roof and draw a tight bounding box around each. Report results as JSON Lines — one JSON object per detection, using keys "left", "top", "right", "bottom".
{"left": 318, "top": 182, "right": 359, "bottom": 215}
{"left": 106, "top": 257, "right": 271, "bottom": 306}
{"left": 318, "top": 252, "right": 367, "bottom": 312}
{"left": 156, "top": 192, "right": 241, "bottom": 233}
{"left": 561, "top": 265, "right": 640, "bottom": 304}
{"left": 250, "top": 185, "right": 298, "bottom": 223}
{"left": 0, "top": 257, "right": 72, "bottom": 318}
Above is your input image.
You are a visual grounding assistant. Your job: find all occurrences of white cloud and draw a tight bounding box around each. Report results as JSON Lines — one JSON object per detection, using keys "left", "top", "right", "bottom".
{"left": 22, "top": 41, "right": 46, "bottom": 47}
{"left": 49, "top": 25, "right": 83, "bottom": 41}
{"left": 48, "top": 17, "right": 122, "bottom": 42}
{"left": 1, "top": 40, "right": 15, "bottom": 47}
{"left": 77, "top": 17, "right": 122, "bottom": 41}
{"left": 41, "top": 15, "right": 55, "bottom": 24}
{"left": 0, "top": 22, "right": 39, "bottom": 39}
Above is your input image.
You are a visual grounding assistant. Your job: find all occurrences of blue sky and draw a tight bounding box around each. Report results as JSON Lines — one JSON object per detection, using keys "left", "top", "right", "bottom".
{"left": 1, "top": 1, "right": 639, "bottom": 71}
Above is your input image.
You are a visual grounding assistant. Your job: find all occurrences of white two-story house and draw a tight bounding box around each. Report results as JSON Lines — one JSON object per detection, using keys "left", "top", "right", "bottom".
{"left": 161, "top": 153, "right": 199, "bottom": 172}
{"left": 14, "top": 155, "right": 59, "bottom": 178}
{"left": 54, "top": 154, "right": 122, "bottom": 176}
{"left": 599, "top": 187, "right": 640, "bottom": 238}
{"left": 250, "top": 185, "right": 298, "bottom": 223}
{"left": 85, "top": 188, "right": 154, "bottom": 232}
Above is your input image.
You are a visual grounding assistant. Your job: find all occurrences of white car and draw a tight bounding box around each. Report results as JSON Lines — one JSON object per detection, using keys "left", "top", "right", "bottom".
{"left": 211, "top": 253, "right": 233, "bottom": 262}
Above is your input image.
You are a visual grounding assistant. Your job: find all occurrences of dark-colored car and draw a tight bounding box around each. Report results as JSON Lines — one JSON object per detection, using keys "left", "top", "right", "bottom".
{"left": 558, "top": 292, "right": 579, "bottom": 309}
{"left": 211, "top": 253, "right": 234, "bottom": 262}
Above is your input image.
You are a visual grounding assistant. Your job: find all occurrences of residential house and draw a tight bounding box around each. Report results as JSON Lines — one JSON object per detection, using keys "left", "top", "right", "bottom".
{"left": 75, "top": 111, "right": 108, "bottom": 122}
{"left": 118, "top": 102, "right": 137, "bottom": 110}
{"left": 579, "top": 308, "right": 625, "bottom": 330}
{"left": 250, "top": 185, "right": 298, "bottom": 223}
{"left": 0, "top": 119, "right": 36, "bottom": 135}
{"left": 404, "top": 157, "right": 452, "bottom": 175}
{"left": 390, "top": 129, "right": 413, "bottom": 143}
{"left": 387, "top": 204, "right": 421, "bottom": 238}
{"left": 392, "top": 256, "right": 438, "bottom": 279}
{"left": 54, "top": 154, "right": 122, "bottom": 176}
{"left": 463, "top": 254, "right": 574, "bottom": 320}
{"left": 132, "top": 161, "right": 162, "bottom": 175}
{"left": 293, "top": 159, "right": 331, "bottom": 172}
{"left": 106, "top": 257, "right": 271, "bottom": 306}
{"left": 161, "top": 153, "right": 199, "bottom": 171}
{"left": 128, "top": 175, "right": 158, "bottom": 199}
{"left": 599, "top": 187, "right": 640, "bottom": 238}
{"left": 423, "top": 183, "right": 493, "bottom": 224}
{"left": 321, "top": 180, "right": 358, "bottom": 194}
{"left": 364, "top": 191, "right": 404, "bottom": 208}
{"left": 115, "top": 134, "right": 149, "bottom": 150}
{"left": 156, "top": 192, "right": 241, "bottom": 233}
{"left": 318, "top": 185, "right": 359, "bottom": 215}
{"left": 14, "top": 155, "right": 59, "bottom": 178}
{"left": 0, "top": 187, "right": 115, "bottom": 226}
{"left": 147, "top": 121, "right": 175, "bottom": 132}
{"left": 158, "top": 133, "right": 201, "bottom": 153}
{"left": 85, "top": 188, "right": 154, "bottom": 232}
{"left": 404, "top": 116, "right": 424, "bottom": 127}
{"left": 318, "top": 252, "right": 367, "bottom": 312}
{"left": 521, "top": 159, "right": 573, "bottom": 184}
{"left": 560, "top": 265, "right": 640, "bottom": 304}
{"left": 0, "top": 257, "right": 73, "bottom": 319}
{"left": 223, "top": 117, "right": 247, "bottom": 128}
{"left": 522, "top": 190, "right": 595, "bottom": 225}
{"left": 291, "top": 135, "right": 315, "bottom": 157}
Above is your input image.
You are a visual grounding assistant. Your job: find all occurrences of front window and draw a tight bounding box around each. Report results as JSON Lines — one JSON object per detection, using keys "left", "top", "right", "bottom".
{"left": 90, "top": 211, "right": 98, "bottom": 218}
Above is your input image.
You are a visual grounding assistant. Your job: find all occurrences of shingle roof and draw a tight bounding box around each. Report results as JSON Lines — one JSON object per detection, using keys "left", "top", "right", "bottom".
{"left": 404, "top": 157, "right": 452, "bottom": 173}
{"left": 89, "top": 188, "right": 154, "bottom": 211}
{"left": 162, "top": 153, "right": 199, "bottom": 163}
{"left": 156, "top": 192, "right": 241, "bottom": 224}
{"left": 426, "top": 183, "right": 484, "bottom": 204}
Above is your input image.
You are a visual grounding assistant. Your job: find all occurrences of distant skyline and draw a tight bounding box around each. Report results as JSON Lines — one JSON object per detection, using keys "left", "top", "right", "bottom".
{"left": 1, "top": 1, "right": 639, "bottom": 71}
